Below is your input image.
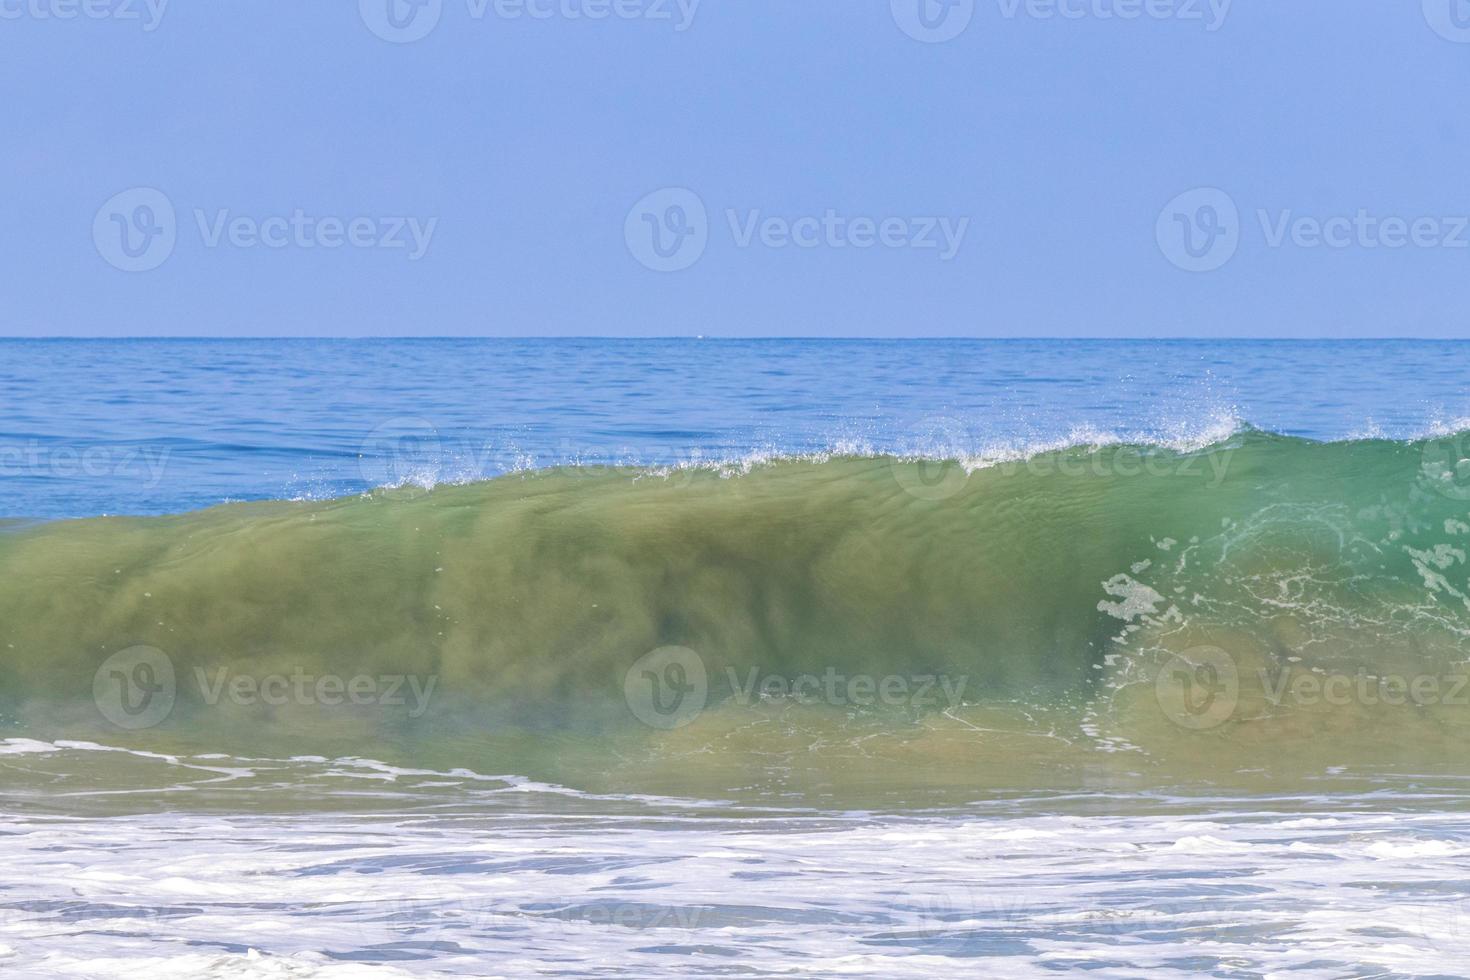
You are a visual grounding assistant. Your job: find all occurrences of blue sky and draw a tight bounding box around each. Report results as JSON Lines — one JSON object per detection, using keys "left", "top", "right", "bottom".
{"left": 3, "top": 1, "right": 1469, "bottom": 337}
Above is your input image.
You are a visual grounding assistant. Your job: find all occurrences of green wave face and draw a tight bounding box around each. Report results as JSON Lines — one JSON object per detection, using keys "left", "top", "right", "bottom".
{"left": 4, "top": 430, "right": 1470, "bottom": 797}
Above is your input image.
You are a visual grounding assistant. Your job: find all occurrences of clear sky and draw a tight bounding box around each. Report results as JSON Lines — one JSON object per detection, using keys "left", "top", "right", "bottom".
{"left": 4, "top": 1, "right": 1469, "bottom": 337}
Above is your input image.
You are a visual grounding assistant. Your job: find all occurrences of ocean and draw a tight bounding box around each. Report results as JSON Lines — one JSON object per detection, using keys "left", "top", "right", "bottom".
{"left": 4, "top": 338, "right": 1470, "bottom": 977}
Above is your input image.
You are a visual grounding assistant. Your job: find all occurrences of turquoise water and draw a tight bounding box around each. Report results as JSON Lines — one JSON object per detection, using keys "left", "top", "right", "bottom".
{"left": 5, "top": 339, "right": 1470, "bottom": 976}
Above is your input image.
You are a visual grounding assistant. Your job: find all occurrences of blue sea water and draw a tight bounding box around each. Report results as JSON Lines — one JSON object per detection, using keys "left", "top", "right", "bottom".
{"left": 6, "top": 339, "right": 1470, "bottom": 977}
{"left": 2, "top": 338, "right": 1469, "bottom": 520}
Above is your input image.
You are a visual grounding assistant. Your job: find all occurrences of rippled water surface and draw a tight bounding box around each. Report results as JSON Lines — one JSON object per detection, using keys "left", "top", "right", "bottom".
{"left": 3, "top": 338, "right": 1469, "bottom": 519}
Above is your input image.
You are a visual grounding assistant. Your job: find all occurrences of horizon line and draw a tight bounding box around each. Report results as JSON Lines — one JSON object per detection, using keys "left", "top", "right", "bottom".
{"left": 0, "top": 336, "right": 1464, "bottom": 343}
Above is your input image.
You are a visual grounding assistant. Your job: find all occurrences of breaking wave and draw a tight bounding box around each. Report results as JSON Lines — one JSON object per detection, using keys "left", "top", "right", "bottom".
{"left": 5, "top": 425, "right": 1470, "bottom": 794}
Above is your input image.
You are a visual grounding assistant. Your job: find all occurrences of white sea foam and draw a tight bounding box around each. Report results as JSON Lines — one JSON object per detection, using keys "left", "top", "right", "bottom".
{"left": 3, "top": 756, "right": 1470, "bottom": 978}
{"left": 0, "top": 738, "right": 59, "bottom": 756}
{"left": 331, "top": 408, "right": 1256, "bottom": 498}
{"left": 325, "top": 402, "right": 1470, "bottom": 498}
